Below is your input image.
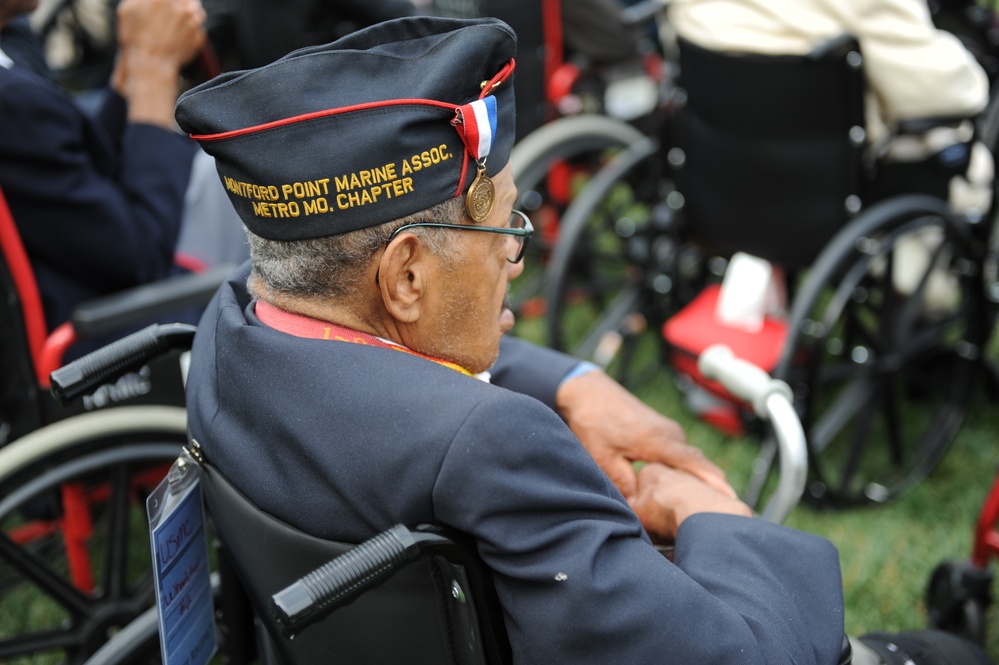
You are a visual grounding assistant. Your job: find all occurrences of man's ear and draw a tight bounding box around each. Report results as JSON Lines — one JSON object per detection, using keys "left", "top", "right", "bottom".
{"left": 377, "top": 233, "right": 428, "bottom": 324}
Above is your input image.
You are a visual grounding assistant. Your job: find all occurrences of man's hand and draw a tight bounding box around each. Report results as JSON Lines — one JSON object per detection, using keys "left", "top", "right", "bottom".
{"left": 555, "top": 368, "right": 736, "bottom": 501}
{"left": 630, "top": 464, "right": 752, "bottom": 544}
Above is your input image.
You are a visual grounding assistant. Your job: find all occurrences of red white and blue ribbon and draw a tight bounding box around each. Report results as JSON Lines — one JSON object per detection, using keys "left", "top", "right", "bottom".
{"left": 454, "top": 96, "right": 497, "bottom": 164}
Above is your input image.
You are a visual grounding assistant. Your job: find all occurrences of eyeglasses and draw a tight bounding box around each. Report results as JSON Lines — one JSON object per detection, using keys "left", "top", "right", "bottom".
{"left": 388, "top": 210, "right": 534, "bottom": 264}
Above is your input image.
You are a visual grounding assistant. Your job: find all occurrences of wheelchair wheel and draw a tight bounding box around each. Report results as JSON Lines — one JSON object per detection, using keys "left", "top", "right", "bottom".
{"left": 509, "top": 114, "right": 646, "bottom": 331}
{"left": 775, "top": 196, "right": 989, "bottom": 507}
{"left": 82, "top": 574, "right": 233, "bottom": 665}
{"left": 544, "top": 136, "right": 701, "bottom": 390}
{"left": 0, "top": 406, "right": 186, "bottom": 665}
{"left": 78, "top": 603, "right": 161, "bottom": 665}
{"left": 925, "top": 560, "right": 991, "bottom": 646}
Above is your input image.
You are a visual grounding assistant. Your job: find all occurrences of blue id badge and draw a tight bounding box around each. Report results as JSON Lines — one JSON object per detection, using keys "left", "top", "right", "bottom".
{"left": 147, "top": 456, "right": 217, "bottom": 665}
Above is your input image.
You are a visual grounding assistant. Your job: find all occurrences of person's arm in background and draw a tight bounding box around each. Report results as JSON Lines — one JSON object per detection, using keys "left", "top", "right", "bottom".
{"left": 112, "top": 0, "right": 206, "bottom": 128}
{"left": 0, "top": 0, "right": 207, "bottom": 332}
{"left": 491, "top": 336, "right": 736, "bottom": 503}
{"left": 854, "top": 0, "right": 988, "bottom": 124}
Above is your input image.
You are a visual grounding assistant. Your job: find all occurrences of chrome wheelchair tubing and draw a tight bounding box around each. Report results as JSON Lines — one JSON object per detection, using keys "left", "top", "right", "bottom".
{"left": 698, "top": 345, "right": 807, "bottom": 524}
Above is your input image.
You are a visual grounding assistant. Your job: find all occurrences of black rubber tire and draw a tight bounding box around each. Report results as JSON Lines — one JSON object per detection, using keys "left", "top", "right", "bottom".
{"left": 0, "top": 406, "right": 186, "bottom": 665}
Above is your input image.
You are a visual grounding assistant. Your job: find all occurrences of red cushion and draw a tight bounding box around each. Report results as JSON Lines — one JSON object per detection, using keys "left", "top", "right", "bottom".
{"left": 663, "top": 284, "right": 788, "bottom": 403}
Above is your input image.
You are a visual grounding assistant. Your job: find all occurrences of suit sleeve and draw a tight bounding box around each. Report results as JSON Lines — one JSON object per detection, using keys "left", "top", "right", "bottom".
{"left": 434, "top": 394, "right": 846, "bottom": 665}
{"left": 490, "top": 336, "right": 581, "bottom": 410}
{"left": 0, "top": 72, "right": 195, "bottom": 295}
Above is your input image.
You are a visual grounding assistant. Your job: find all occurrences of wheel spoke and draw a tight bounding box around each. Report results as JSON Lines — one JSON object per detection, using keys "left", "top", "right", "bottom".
{"left": 0, "top": 530, "right": 93, "bottom": 618}
{"left": 0, "top": 439, "right": 184, "bottom": 663}
{"left": 104, "top": 464, "right": 132, "bottom": 600}
{"left": 570, "top": 285, "right": 645, "bottom": 363}
{"left": 0, "top": 625, "right": 88, "bottom": 662}
{"left": 836, "top": 381, "right": 880, "bottom": 497}
{"left": 882, "top": 376, "right": 904, "bottom": 467}
{"left": 809, "top": 373, "right": 877, "bottom": 454}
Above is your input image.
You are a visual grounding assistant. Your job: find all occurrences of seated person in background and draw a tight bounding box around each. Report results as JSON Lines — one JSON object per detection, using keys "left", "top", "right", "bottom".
{"left": 662, "top": 0, "right": 993, "bottom": 214}
{"left": 178, "top": 16, "right": 851, "bottom": 663}
{"left": 0, "top": 0, "right": 245, "bottom": 343}
{"left": 661, "top": 0, "right": 993, "bottom": 313}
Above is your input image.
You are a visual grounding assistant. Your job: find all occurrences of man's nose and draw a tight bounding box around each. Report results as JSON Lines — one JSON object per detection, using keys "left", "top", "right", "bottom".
{"left": 507, "top": 255, "right": 525, "bottom": 280}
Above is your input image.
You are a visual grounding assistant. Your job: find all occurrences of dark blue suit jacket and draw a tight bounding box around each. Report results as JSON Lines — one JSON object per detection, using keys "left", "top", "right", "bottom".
{"left": 0, "top": 60, "right": 196, "bottom": 331}
{"left": 187, "top": 265, "right": 846, "bottom": 665}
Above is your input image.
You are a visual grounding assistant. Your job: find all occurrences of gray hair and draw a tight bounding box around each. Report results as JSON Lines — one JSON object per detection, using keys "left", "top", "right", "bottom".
{"left": 247, "top": 196, "right": 466, "bottom": 301}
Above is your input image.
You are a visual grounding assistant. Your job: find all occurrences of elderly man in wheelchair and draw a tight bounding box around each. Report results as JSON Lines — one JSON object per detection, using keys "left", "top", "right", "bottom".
{"left": 64, "top": 14, "right": 993, "bottom": 665}
{"left": 126, "top": 15, "right": 886, "bottom": 665}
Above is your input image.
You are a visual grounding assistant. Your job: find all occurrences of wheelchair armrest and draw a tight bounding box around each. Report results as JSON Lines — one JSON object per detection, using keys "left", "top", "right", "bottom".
{"left": 69, "top": 263, "right": 236, "bottom": 339}
{"left": 840, "top": 633, "right": 853, "bottom": 664}
{"left": 270, "top": 524, "right": 484, "bottom": 639}
{"left": 894, "top": 116, "right": 972, "bottom": 135}
{"left": 807, "top": 34, "right": 860, "bottom": 60}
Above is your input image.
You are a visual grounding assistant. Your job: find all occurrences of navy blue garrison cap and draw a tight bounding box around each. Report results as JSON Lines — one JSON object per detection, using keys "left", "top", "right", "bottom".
{"left": 175, "top": 16, "right": 517, "bottom": 241}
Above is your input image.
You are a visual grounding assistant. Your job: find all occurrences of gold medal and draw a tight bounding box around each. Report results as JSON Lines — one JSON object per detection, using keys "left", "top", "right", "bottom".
{"left": 466, "top": 162, "right": 494, "bottom": 222}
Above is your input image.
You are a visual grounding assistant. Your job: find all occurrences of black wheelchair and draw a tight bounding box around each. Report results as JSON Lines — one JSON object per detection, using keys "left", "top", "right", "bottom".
{"left": 35, "top": 321, "right": 842, "bottom": 665}
{"left": 521, "top": 27, "right": 998, "bottom": 509}
{"left": 0, "top": 185, "right": 234, "bottom": 663}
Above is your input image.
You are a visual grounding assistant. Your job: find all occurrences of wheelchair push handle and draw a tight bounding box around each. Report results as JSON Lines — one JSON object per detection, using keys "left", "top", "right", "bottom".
{"left": 697, "top": 344, "right": 807, "bottom": 524}
{"left": 49, "top": 323, "right": 197, "bottom": 405}
{"left": 697, "top": 345, "right": 793, "bottom": 418}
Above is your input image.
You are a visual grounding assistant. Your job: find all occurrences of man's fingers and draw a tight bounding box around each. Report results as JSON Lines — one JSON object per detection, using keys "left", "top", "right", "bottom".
{"left": 602, "top": 458, "right": 638, "bottom": 500}
{"left": 640, "top": 439, "right": 738, "bottom": 498}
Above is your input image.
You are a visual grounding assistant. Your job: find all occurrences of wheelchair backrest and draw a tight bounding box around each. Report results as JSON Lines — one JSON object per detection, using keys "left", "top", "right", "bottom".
{"left": 0, "top": 185, "right": 46, "bottom": 444}
{"left": 672, "top": 35, "right": 867, "bottom": 271}
{"left": 197, "top": 458, "right": 511, "bottom": 665}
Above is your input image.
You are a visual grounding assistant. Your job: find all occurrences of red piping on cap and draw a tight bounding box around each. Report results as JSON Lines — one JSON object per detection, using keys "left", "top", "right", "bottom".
{"left": 479, "top": 59, "right": 516, "bottom": 100}
{"left": 189, "top": 98, "right": 458, "bottom": 141}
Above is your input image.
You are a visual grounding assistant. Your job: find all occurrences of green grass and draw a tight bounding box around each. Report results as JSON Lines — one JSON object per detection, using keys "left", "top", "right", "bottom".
{"left": 638, "top": 367, "right": 999, "bottom": 658}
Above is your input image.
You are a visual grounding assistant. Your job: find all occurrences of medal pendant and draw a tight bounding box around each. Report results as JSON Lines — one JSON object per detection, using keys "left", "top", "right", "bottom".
{"left": 466, "top": 164, "right": 494, "bottom": 222}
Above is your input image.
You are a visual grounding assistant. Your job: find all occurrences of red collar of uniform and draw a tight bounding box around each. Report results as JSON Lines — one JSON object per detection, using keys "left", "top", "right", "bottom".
{"left": 254, "top": 299, "right": 475, "bottom": 377}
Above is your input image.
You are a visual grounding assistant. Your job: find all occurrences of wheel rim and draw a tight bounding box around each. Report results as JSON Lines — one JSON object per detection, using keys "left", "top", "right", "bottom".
{"left": 509, "top": 116, "right": 646, "bottom": 334}
{"left": 778, "top": 206, "right": 987, "bottom": 506}
{"left": 544, "top": 139, "right": 691, "bottom": 391}
{"left": 0, "top": 439, "right": 184, "bottom": 664}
